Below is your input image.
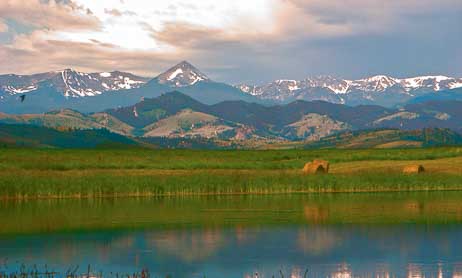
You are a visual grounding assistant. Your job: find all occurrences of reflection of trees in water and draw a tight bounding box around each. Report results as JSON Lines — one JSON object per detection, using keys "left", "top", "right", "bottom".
{"left": 145, "top": 229, "right": 225, "bottom": 263}
{"left": 297, "top": 227, "right": 342, "bottom": 255}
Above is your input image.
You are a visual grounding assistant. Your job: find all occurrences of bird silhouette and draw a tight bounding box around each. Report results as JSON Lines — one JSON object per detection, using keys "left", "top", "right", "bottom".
{"left": 19, "top": 95, "right": 26, "bottom": 102}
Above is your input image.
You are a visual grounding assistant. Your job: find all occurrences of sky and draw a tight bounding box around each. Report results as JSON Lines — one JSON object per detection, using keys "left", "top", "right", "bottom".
{"left": 0, "top": 0, "right": 461, "bottom": 84}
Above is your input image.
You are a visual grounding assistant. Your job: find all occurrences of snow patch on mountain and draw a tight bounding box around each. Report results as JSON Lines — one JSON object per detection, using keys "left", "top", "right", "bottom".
{"left": 449, "top": 81, "right": 462, "bottom": 89}
{"left": 0, "top": 69, "right": 148, "bottom": 98}
{"left": 4, "top": 85, "right": 38, "bottom": 94}
{"left": 155, "top": 61, "right": 209, "bottom": 87}
{"left": 100, "top": 72, "right": 111, "bottom": 77}
{"left": 352, "top": 75, "right": 398, "bottom": 92}
{"left": 238, "top": 75, "right": 462, "bottom": 104}
{"left": 167, "top": 68, "right": 184, "bottom": 81}
{"left": 373, "top": 111, "right": 419, "bottom": 125}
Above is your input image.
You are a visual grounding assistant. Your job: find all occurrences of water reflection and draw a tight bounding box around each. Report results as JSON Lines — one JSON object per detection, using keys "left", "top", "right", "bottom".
{"left": 2, "top": 225, "right": 462, "bottom": 277}
{"left": 297, "top": 227, "right": 342, "bottom": 255}
{"left": 146, "top": 229, "right": 226, "bottom": 263}
{"left": 331, "top": 264, "right": 351, "bottom": 278}
{"left": 303, "top": 205, "right": 329, "bottom": 223}
{"left": 4, "top": 192, "right": 462, "bottom": 235}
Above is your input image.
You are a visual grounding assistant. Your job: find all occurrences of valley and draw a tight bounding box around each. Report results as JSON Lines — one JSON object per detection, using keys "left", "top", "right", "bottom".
{"left": 1, "top": 90, "right": 462, "bottom": 149}
{"left": 2, "top": 2, "right": 461, "bottom": 277}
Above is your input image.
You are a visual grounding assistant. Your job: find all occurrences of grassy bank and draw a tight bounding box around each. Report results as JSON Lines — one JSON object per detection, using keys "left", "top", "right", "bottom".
{"left": 1, "top": 148, "right": 462, "bottom": 198}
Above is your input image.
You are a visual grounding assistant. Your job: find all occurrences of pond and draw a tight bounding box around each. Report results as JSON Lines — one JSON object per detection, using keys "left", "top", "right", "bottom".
{"left": 2, "top": 192, "right": 462, "bottom": 277}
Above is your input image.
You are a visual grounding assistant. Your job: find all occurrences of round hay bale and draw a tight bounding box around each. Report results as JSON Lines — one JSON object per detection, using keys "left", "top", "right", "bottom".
{"left": 313, "top": 159, "right": 330, "bottom": 172}
{"left": 303, "top": 160, "right": 329, "bottom": 175}
{"left": 403, "top": 164, "right": 425, "bottom": 174}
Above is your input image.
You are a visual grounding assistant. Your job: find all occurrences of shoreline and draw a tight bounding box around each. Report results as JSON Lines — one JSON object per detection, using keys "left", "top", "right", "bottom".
{"left": 3, "top": 186, "right": 462, "bottom": 201}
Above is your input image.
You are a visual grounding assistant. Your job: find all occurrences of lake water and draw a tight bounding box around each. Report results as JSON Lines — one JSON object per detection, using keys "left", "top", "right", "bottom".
{"left": 2, "top": 192, "right": 462, "bottom": 278}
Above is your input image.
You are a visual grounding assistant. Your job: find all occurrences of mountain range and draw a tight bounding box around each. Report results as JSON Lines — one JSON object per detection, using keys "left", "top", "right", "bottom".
{"left": 0, "top": 69, "right": 149, "bottom": 97}
{"left": 1, "top": 61, "right": 462, "bottom": 148}
{"left": 238, "top": 75, "right": 462, "bottom": 106}
{"left": 0, "top": 61, "right": 256, "bottom": 114}
{"left": 1, "top": 61, "right": 462, "bottom": 114}
{"left": 2, "top": 91, "right": 462, "bottom": 145}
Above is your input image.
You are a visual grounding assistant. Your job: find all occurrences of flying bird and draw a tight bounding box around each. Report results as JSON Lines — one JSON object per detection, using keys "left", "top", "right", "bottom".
{"left": 19, "top": 95, "right": 26, "bottom": 102}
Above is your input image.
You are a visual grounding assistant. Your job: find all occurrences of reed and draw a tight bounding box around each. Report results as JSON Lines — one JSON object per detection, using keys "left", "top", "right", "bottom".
{"left": 0, "top": 264, "right": 152, "bottom": 278}
{"left": 0, "top": 147, "right": 461, "bottom": 199}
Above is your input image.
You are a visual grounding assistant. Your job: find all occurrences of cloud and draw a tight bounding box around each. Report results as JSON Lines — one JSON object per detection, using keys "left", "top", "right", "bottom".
{"left": 0, "top": 0, "right": 100, "bottom": 31}
{"left": 104, "top": 8, "right": 122, "bottom": 17}
{"left": 152, "top": 0, "right": 462, "bottom": 49}
{"left": 0, "top": 30, "right": 180, "bottom": 76}
{"left": 104, "top": 8, "right": 137, "bottom": 17}
{"left": 152, "top": 23, "right": 238, "bottom": 48}
{"left": 147, "top": 0, "right": 462, "bottom": 83}
{"left": 0, "top": 19, "right": 8, "bottom": 33}
{"left": 282, "top": 0, "right": 462, "bottom": 36}
{"left": 0, "top": 0, "right": 460, "bottom": 83}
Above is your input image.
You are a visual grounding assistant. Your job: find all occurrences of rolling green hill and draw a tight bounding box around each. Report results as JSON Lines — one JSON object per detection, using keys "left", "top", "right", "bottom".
{"left": 0, "top": 124, "right": 141, "bottom": 148}
{"left": 305, "top": 128, "right": 462, "bottom": 149}
{"left": 0, "top": 109, "right": 134, "bottom": 136}
{"left": 1, "top": 92, "right": 462, "bottom": 149}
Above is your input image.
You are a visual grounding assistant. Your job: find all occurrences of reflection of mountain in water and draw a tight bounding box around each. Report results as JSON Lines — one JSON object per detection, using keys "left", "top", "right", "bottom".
{"left": 145, "top": 229, "right": 226, "bottom": 263}
{"left": 2, "top": 226, "right": 462, "bottom": 277}
{"left": 297, "top": 227, "right": 342, "bottom": 255}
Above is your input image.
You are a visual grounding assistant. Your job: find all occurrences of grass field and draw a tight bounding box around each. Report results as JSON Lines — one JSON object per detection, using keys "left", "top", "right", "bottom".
{"left": 1, "top": 147, "right": 462, "bottom": 199}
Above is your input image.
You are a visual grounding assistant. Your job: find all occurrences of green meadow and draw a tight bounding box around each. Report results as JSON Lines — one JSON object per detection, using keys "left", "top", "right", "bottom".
{"left": 1, "top": 147, "right": 462, "bottom": 199}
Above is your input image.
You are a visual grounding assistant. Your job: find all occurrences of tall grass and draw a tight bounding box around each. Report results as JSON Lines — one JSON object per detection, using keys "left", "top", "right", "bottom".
{"left": 0, "top": 170, "right": 461, "bottom": 199}
{"left": 1, "top": 147, "right": 461, "bottom": 171}
{"left": 0, "top": 147, "right": 462, "bottom": 198}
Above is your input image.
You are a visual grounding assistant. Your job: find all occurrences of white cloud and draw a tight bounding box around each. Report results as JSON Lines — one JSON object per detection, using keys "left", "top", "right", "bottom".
{"left": 48, "top": 0, "right": 277, "bottom": 51}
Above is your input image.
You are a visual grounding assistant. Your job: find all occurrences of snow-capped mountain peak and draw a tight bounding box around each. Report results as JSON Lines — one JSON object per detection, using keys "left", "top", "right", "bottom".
{"left": 155, "top": 61, "right": 210, "bottom": 87}
{"left": 398, "top": 75, "right": 454, "bottom": 91}
{"left": 352, "top": 75, "right": 399, "bottom": 92}
{"left": 56, "top": 69, "right": 149, "bottom": 97}
{"left": 237, "top": 74, "right": 462, "bottom": 104}
{"left": 306, "top": 76, "right": 351, "bottom": 94}
{"left": 0, "top": 69, "right": 149, "bottom": 98}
